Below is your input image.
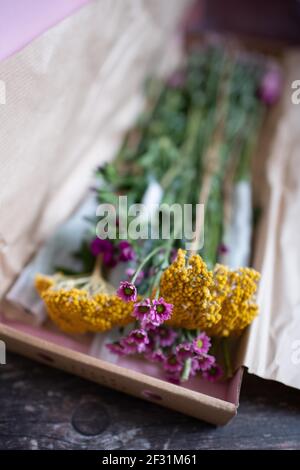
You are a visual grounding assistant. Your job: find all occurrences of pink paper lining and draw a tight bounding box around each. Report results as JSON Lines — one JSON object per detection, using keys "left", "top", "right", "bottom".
{"left": 0, "top": 0, "right": 91, "bottom": 62}
{"left": 0, "top": 314, "right": 90, "bottom": 354}
{"left": 118, "top": 355, "right": 242, "bottom": 404}
{"left": 0, "top": 314, "right": 242, "bottom": 405}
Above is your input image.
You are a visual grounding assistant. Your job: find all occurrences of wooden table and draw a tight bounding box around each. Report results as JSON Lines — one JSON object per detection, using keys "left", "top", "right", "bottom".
{"left": 0, "top": 352, "right": 299, "bottom": 450}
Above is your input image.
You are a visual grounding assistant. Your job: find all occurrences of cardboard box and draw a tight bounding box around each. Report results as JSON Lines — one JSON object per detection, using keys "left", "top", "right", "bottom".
{"left": 0, "top": 319, "right": 242, "bottom": 425}
{"left": 1, "top": 1, "right": 299, "bottom": 424}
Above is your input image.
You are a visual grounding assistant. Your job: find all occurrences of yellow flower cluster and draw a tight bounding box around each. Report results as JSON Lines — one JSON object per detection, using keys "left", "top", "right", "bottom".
{"left": 208, "top": 264, "right": 260, "bottom": 337}
{"left": 160, "top": 249, "right": 222, "bottom": 330}
{"left": 160, "top": 249, "right": 260, "bottom": 337}
{"left": 35, "top": 249, "right": 259, "bottom": 338}
{"left": 35, "top": 274, "right": 134, "bottom": 334}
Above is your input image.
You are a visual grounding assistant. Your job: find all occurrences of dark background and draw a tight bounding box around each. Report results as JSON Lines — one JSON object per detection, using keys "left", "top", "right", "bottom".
{"left": 192, "top": 0, "right": 300, "bottom": 44}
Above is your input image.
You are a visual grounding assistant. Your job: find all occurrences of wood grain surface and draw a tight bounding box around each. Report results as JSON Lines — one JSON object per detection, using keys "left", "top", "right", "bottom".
{"left": 0, "top": 352, "right": 299, "bottom": 450}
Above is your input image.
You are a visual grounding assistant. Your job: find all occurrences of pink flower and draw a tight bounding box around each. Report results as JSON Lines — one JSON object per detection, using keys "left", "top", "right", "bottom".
{"left": 122, "top": 329, "right": 149, "bottom": 354}
{"left": 132, "top": 299, "right": 152, "bottom": 323}
{"left": 191, "top": 354, "right": 215, "bottom": 375}
{"left": 145, "top": 349, "right": 165, "bottom": 363}
{"left": 166, "top": 374, "right": 181, "bottom": 385}
{"left": 176, "top": 342, "right": 192, "bottom": 361}
{"left": 151, "top": 298, "right": 173, "bottom": 326}
{"left": 202, "top": 364, "right": 223, "bottom": 382}
{"left": 156, "top": 327, "right": 178, "bottom": 347}
{"left": 118, "top": 241, "right": 136, "bottom": 262}
{"left": 117, "top": 281, "right": 137, "bottom": 302}
{"left": 259, "top": 67, "right": 282, "bottom": 105}
{"left": 192, "top": 332, "right": 211, "bottom": 355}
{"left": 126, "top": 268, "right": 144, "bottom": 285}
{"left": 143, "top": 334, "right": 155, "bottom": 353}
{"left": 106, "top": 342, "right": 126, "bottom": 356}
{"left": 163, "top": 354, "right": 183, "bottom": 373}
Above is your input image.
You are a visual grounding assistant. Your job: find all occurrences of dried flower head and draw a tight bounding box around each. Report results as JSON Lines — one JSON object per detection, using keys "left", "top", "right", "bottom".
{"left": 35, "top": 274, "right": 134, "bottom": 334}
{"left": 202, "top": 364, "right": 223, "bottom": 382}
{"left": 117, "top": 281, "right": 137, "bottom": 303}
{"left": 160, "top": 250, "right": 260, "bottom": 337}
{"left": 160, "top": 249, "right": 222, "bottom": 330}
{"left": 192, "top": 332, "right": 211, "bottom": 355}
{"left": 208, "top": 264, "right": 261, "bottom": 337}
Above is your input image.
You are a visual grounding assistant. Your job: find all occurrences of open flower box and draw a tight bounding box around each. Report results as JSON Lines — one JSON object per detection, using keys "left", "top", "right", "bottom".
{"left": 1, "top": 0, "right": 300, "bottom": 425}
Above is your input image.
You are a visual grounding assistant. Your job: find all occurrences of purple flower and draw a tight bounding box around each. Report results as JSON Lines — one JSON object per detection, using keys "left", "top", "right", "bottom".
{"left": 122, "top": 329, "right": 149, "bottom": 353}
{"left": 176, "top": 342, "right": 192, "bottom": 361}
{"left": 259, "top": 68, "right": 282, "bottom": 105}
{"left": 90, "top": 238, "right": 117, "bottom": 267}
{"left": 126, "top": 268, "right": 144, "bottom": 285}
{"left": 102, "top": 250, "right": 117, "bottom": 267}
{"left": 166, "top": 374, "right": 181, "bottom": 385}
{"left": 218, "top": 243, "right": 229, "bottom": 255}
{"left": 156, "top": 327, "right": 178, "bottom": 347}
{"left": 106, "top": 342, "right": 126, "bottom": 356}
{"left": 170, "top": 248, "right": 178, "bottom": 263}
{"left": 190, "top": 357, "right": 200, "bottom": 376}
{"left": 90, "top": 238, "right": 113, "bottom": 256}
{"left": 163, "top": 354, "right": 183, "bottom": 373}
{"left": 198, "top": 354, "right": 216, "bottom": 371}
{"left": 192, "top": 332, "right": 211, "bottom": 355}
{"left": 202, "top": 364, "right": 223, "bottom": 382}
{"left": 191, "top": 354, "right": 215, "bottom": 375}
{"left": 118, "top": 241, "right": 136, "bottom": 262}
{"left": 151, "top": 298, "right": 173, "bottom": 326}
{"left": 145, "top": 349, "right": 165, "bottom": 363}
{"left": 143, "top": 334, "right": 155, "bottom": 353}
{"left": 132, "top": 298, "right": 152, "bottom": 323}
{"left": 117, "top": 281, "right": 137, "bottom": 302}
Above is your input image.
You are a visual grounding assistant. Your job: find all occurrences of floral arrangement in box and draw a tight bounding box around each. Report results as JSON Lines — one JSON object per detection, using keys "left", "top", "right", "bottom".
{"left": 35, "top": 45, "right": 281, "bottom": 385}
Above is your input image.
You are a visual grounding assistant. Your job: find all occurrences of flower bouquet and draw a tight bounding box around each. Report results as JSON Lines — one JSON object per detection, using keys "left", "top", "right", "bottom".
{"left": 35, "top": 44, "right": 280, "bottom": 386}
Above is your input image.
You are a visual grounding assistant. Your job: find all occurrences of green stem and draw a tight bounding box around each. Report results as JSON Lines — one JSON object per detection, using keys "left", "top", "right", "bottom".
{"left": 148, "top": 238, "right": 175, "bottom": 298}
{"left": 147, "top": 268, "right": 163, "bottom": 299}
{"left": 160, "top": 108, "right": 202, "bottom": 191}
{"left": 186, "top": 330, "right": 195, "bottom": 342}
{"left": 131, "top": 245, "right": 162, "bottom": 284}
{"left": 181, "top": 358, "right": 192, "bottom": 382}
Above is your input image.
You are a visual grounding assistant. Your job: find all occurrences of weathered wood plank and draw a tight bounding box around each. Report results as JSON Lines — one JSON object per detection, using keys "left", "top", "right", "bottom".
{"left": 0, "top": 352, "right": 299, "bottom": 449}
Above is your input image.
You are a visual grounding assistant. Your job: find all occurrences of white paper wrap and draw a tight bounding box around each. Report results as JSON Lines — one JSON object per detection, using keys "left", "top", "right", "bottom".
{"left": 4, "top": 196, "right": 96, "bottom": 323}
{"left": 220, "top": 180, "right": 252, "bottom": 268}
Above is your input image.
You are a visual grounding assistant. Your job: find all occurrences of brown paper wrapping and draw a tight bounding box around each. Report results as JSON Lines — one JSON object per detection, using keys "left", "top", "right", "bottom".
{"left": 244, "top": 50, "right": 300, "bottom": 389}
{"left": 0, "top": 0, "right": 190, "bottom": 297}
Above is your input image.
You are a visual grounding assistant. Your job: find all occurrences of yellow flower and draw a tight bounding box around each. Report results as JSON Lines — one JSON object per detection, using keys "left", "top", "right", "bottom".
{"left": 208, "top": 264, "right": 260, "bottom": 337}
{"left": 160, "top": 249, "right": 260, "bottom": 336}
{"left": 35, "top": 274, "right": 54, "bottom": 294}
{"left": 160, "top": 249, "right": 222, "bottom": 330}
{"left": 35, "top": 250, "right": 260, "bottom": 338}
{"left": 35, "top": 274, "right": 134, "bottom": 334}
